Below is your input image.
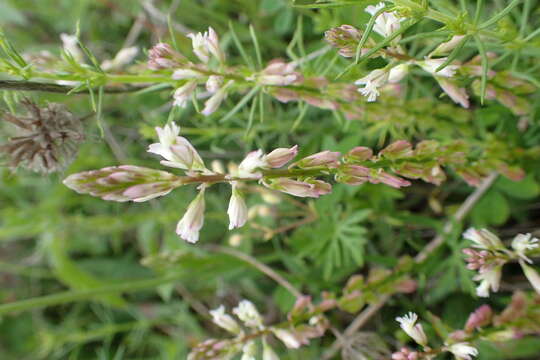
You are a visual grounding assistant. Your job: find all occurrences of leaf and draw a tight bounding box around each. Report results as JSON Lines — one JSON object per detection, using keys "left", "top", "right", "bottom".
{"left": 44, "top": 233, "right": 127, "bottom": 308}
{"left": 471, "top": 190, "right": 510, "bottom": 226}
{"left": 496, "top": 175, "right": 540, "bottom": 199}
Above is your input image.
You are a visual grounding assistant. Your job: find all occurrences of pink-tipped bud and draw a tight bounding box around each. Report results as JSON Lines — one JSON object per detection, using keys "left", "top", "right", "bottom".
{"left": 436, "top": 77, "right": 470, "bottom": 108}
{"left": 347, "top": 146, "right": 373, "bottom": 161}
{"left": 148, "top": 42, "right": 185, "bottom": 70}
{"left": 296, "top": 150, "right": 341, "bottom": 168}
{"left": 380, "top": 140, "right": 413, "bottom": 159}
{"left": 265, "top": 178, "right": 331, "bottom": 198}
{"left": 465, "top": 305, "right": 493, "bottom": 332}
{"left": 373, "top": 171, "right": 411, "bottom": 188}
{"left": 265, "top": 145, "right": 298, "bottom": 168}
{"left": 63, "top": 166, "right": 178, "bottom": 202}
{"left": 324, "top": 25, "right": 363, "bottom": 58}
{"left": 392, "top": 347, "right": 419, "bottom": 360}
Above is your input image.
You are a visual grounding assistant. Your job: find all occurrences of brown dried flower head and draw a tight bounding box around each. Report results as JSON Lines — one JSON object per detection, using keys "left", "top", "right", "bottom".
{"left": 1, "top": 99, "right": 84, "bottom": 173}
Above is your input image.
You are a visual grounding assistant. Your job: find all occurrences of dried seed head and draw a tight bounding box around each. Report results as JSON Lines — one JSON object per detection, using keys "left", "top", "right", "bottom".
{"left": 1, "top": 100, "right": 84, "bottom": 173}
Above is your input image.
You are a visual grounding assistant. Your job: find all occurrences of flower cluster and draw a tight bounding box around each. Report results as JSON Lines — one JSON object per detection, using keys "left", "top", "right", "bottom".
{"left": 394, "top": 312, "right": 478, "bottom": 360}
{"left": 324, "top": 2, "right": 537, "bottom": 116}
{"left": 393, "top": 293, "right": 540, "bottom": 360}
{"left": 188, "top": 299, "right": 328, "bottom": 360}
{"left": 63, "top": 122, "right": 528, "bottom": 243}
{"left": 147, "top": 27, "right": 363, "bottom": 115}
{"left": 462, "top": 229, "right": 540, "bottom": 297}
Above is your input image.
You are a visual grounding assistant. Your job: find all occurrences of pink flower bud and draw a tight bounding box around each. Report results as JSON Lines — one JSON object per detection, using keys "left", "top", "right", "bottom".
{"left": 373, "top": 171, "right": 411, "bottom": 188}
{"left": 201, "top": 80, "right": 233, "bottom": 116}
{"left": 63, "top": 166, "right": 178, "bottom": 202}
{"left": 324, "top": 25, "right": 363, "bottom": 58}
{"left": 336, "top": 165, "right": 370, "bottom": 185}
{"left": 465, "top": 305, "right": 493, "bottom": 332}
{"left": 296, "top": 150, "right": 341, "bottom": 168}
{"left": 380, "top": 140, "right": 413, "bottom": 159}
{"left": 436, "top": 77, "right": 470, "bottom": 108}
{"left": 288, "top": 296, "right": 312, "bottom": 320}
{"left": 148, "top": 42, "right": 185, "bottom": 70}
{"left": 347, "top": 147, "right": 373, "bottom": 161}
{"left": 392, "top": 347, "right": 419, "bottom": 360}
{"left": 266, "top": 178, "right": 331, "bottom": 198}
{"left": 302, "top": 96, "right": 339, "bottom": 110}
{"left": 265, "top": 145, "right": 298, "bottom": 168}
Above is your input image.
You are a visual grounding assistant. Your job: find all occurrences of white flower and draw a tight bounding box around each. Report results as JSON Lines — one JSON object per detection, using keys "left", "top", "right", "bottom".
{"left": 474, "top": 265, "right": 502, "bottom": 298}
{"left": 271, "top": 328, "right": 301, "bottom": 349}
{"left": 147, "top": 122, "right": 206, "bottom": 171}
{"left": 519, "top": 260, "right": 540, "bottom": 294}
{"left": 205, "top": 27, "right": 225, "bottom": 63}
{"left": 238, "top": 150, "right": 268, "bottom": 178}
{"left": 209, "top": 305, "right": 241, "bottom": 334}
{"left": 228, "top": 183, "right": 248, "bottom": 230}
{"left": 358, "top": 81, "right": 381, "bottom": 102}
{"left": 418, "top": 57, "right": 459, "bottom": 78}
{"left": 172, "top": 81, "right": 198, "bottom": 108}
{"left": 233, "top": 300, "right": 263, "bottom": 329}
{"left": 187, "top": 27, "right": 225, "bottom": 63}
{"left": 206, "top": 75, "right": 223, "bottom": 93}
{"left": 395, "top": 312, "right": 428, "bottom": 346}
{"left": 388, "top": 64, "right": 409, "bottom": 83}
{"left": 463, "top": 228, "right": 503, "bottom": 250}
{"left": 147, "top": 122, "right": 180, "bottom": 160}
{"left": 187, "top": 31, "right": 210, "bottom": 63}
{"left": 172, "top": 69, "right": 203, "bottom": 80}
{"left": 355, "top": 69, "right": 388, "bottom": 102}
{"left": 447, "top": 342, "right": 478, "bottom": 360}
{"left": 512, "top": 233, "right": 539, "bottom": 263}
{"left": 365, "top": 2, "right": 403, "bottom": 38}
{"left": 176, "top": 188, "right": 206, "bottom": 243}
{"left": 101, "top": 46, "right": 138, "bottom": 70}
{"left": 201, "top": 80, "right": 233, "bottom": 116}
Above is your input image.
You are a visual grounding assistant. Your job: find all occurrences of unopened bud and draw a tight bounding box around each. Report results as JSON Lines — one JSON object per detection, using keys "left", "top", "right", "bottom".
{"left": 265, "top": 145, "right": 298, "bottom": 168}
{"left": 295, "top": 150, "right": 341, "bottom": 168}
{"left": 324, "top": 25, "right": 362, "bottom": 58}
{"left": 63, "top": 166, "right": 178, "bottom": 202}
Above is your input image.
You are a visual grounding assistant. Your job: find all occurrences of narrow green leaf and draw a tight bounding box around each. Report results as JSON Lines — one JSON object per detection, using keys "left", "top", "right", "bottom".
{"left": 474, "top": 35, "right": 489, "bottom": 104}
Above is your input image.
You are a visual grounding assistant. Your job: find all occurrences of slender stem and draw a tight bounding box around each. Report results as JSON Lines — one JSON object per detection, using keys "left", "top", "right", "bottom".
{"left": 0, "top": 273, "right": 184, "bottom": 315}
{"left": 207, "top": 245, "right": 303, "bottom": 298}
{"left": 479, "top": 0, "right": 522, "bottom": 29}
{"left": 414, "top": 172, "right": 498, "bottom": 262}
{"left": 0, "top": 80, "right": 154, "bottom": 94}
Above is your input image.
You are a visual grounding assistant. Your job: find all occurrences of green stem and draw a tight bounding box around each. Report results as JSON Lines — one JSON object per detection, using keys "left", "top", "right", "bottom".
{"left": 0, "top": 273, "right": 183, "bottom": 315}
{"left": 0, "top": 79, "right": 154, "bottom": 94}
{"left": 479, "top": 0, "right": 522, "bottom": 29}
